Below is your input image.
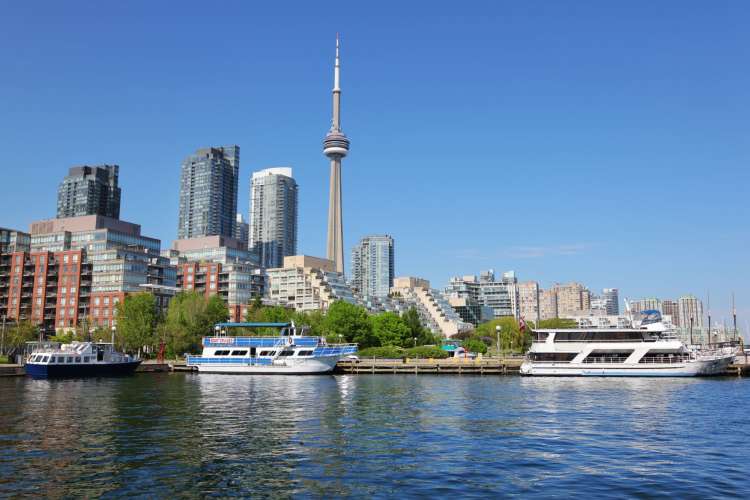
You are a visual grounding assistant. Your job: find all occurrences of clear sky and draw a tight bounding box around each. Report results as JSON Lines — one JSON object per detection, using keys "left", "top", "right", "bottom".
{"left": 1, "top": 1, "right": 748, "bottom": 323}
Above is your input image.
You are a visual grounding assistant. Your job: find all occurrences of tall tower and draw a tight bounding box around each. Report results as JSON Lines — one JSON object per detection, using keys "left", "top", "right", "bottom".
{"left": 323, "top": 34, "right": 350, "bottom": 274}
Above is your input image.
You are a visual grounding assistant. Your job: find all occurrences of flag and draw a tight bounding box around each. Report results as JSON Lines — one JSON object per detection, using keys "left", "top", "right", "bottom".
{"left": 519, "top": 317, "right": 527, "bottom": 332}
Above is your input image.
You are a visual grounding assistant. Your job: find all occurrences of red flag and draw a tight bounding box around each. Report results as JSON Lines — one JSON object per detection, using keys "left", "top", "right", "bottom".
{"left": 519, "top": 317, "right": 527, "bottom": 332}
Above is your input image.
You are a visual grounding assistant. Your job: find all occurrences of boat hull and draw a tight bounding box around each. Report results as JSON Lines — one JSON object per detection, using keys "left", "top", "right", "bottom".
{"left": 25, "top": 361, "right": 142, "bottom": 379}
{"left": 191, "top": 356, "right": 340, "bottom": 375}
{"left": 520, "top": 356, "right": 735, "bottom": 377}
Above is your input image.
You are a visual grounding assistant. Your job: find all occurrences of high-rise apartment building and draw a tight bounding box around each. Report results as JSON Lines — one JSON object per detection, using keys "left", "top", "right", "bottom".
{"left": 554, "top": 282, "right": 591, "bottom": 317}
{"left": 479, "top": 270, "right": 519, "bottom": 319}
{"left": 539, "top": 289, "right": 558, "bottom": 320}
{"left": 266, "top": 255, "right": 356, "bottom": 312}
{"left": 629, "top": 298, "right": 662, "bottom": 315}
{"left": 234, "top": 214, "right": 249, "bottom": 250}
{"left": 177, "top": 146, "right": 239, "bottom": 240}
{"left": 602, "top": 288, "right": 619, "bottom": 315}
{"left": 249, "top": 167, "right": 298, "bottom": 269}
{"left": 57, "top": 165, "right": 121, "bottom": 219}
{"left": 662, "top": 299, "right": 680, "bottom": 326}
{"left": 518, "top": 281, "right": 540, "bottom": 322}
{"left": 351, "top": 235, "right": 394, "bottom": 298}
{"left": 678, "top": 295, "right": 704, "bottom": 329}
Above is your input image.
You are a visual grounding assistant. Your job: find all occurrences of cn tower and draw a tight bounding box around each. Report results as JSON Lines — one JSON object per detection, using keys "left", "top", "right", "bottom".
{"left": 323, "top": 34, "right": 350, "bottom": 274}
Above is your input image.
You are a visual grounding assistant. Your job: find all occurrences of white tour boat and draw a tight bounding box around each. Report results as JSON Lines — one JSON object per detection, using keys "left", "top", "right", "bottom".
{"left": 186, "top": 322, "right": 358, "bottom": 375}
{"left": 520, "top": 311, "right": 736, "bottom": 377}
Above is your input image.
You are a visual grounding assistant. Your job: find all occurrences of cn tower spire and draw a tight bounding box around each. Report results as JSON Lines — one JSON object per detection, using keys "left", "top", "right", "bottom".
{"left": 323, "top": 34, "right": 350, "bottom": 274}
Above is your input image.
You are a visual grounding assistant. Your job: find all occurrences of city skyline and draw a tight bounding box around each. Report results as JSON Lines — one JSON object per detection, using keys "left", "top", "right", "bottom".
{"left": 0, "top": 2, "right": 747, "bottom": 321}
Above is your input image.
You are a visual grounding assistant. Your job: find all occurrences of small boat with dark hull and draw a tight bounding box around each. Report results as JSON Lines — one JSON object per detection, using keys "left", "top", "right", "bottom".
{"left": 25, "top": 342, "right": 141, "bottom": 379}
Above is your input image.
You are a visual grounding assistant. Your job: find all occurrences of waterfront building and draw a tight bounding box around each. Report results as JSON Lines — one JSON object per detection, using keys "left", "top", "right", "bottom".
{"left": 323, "top": 35, "right": 350, "bottom": 274}
{"left": 351, "top": 235, "right": 394, "bottom": 298}
{"left": 177, "top": 146, "right": 239, "bottom": 240}
{"left": 554, "top": 282, "right": 591, "bottom": 317}
{"left": 663, "top": 299, "right": 680, "bottom": 327}
{"left": 678, "top": 295, "right": 704, "bottom": 329}
{"left": 0, "top": 227, "right": 30, "bottom": 254}
{"left": 478, "top": 270, "right": 519, "bottom": 319}
{"left": 249, "top": 167, "right": 298, "bottom": 269}
{"left": 168, "top": 235, "right": 264, "bottom": 322}
{"left": 539, "top": 289, "right": 558, "bottom": 320}
{"left": 1, "top": 215, "right": 174, "bottom": 332}
{"left": 266, "top": 255, "right": 357, "bottom": 312}
{"left": 57, "top": 165, "right": 121, "bottom": 219}
{"left": 602, "top": 288, "right": 619, "bottom": 315}
{"left": 444, "top": 271, "right": 519, "bottom": 323}
{"left": 518, "top": 281, "right": 540, "bottom": 323}
{"left": 444, "top": 275, "right": 486, "bottom": 325}
{"left": 234, "top": 214, "right": 249, "bottom": 250}
{"left": 391, "top": 277, "right": 472, "bottom": 338}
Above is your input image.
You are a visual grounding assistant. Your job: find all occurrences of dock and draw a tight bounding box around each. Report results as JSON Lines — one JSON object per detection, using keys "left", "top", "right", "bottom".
{"left": 335, "top": 357, "right": 524, "bottom": 375}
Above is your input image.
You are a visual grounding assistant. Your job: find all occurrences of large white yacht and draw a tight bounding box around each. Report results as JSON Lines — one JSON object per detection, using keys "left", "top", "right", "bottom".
{"left": 520, "top": 311, "right": 736, "bottom": 377}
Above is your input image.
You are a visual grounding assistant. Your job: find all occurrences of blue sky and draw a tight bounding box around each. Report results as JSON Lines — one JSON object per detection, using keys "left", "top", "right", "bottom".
{"left": 0, "top": 1, "right": 748, "bottom": 322}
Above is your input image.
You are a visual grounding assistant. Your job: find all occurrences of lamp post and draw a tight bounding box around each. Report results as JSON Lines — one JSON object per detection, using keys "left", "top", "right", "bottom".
{"left": 111, "top": 324, "right": 116, "bottom": 347}
{"left": 413, "top": 337, "right": 417, "bottom": 348}
{"left": 496, "top": 325, "right": 501, "bottom": 358}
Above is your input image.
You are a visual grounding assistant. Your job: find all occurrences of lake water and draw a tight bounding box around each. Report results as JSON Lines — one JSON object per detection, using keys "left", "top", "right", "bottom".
{"left": 0, "top": 374, "right": 748, "bottom": 498}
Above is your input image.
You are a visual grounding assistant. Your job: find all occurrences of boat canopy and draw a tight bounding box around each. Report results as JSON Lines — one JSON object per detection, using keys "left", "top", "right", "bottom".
{"left": 214, "top": 322, "right": 291, "bottom": 329}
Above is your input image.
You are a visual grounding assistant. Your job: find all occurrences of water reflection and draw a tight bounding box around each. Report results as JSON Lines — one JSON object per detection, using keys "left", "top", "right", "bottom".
{"left": 0, "top": 374, "right": 747, "bottom": 497}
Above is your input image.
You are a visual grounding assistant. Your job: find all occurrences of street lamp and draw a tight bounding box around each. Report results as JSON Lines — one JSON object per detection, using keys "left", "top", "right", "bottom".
{"left": 413, "top": 337, "right": 417, "bottom": 348}
{"left": 111, "top": 324, "right": 116, "bottom": 346}
{"left": 495, "top": 325, "right": 501, "bottom": 358}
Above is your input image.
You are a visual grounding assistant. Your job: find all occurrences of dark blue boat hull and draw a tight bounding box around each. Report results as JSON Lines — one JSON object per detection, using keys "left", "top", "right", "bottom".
{"left": 25, "top": 361, "right": 142, "bottom": 379}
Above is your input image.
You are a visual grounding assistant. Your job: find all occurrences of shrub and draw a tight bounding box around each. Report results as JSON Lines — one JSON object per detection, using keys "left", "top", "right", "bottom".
{"left": 404, "top": 346, "right": 450, "bottom": 359}
{"left": 357, "top": 346, "right": 405, "bottom": 359}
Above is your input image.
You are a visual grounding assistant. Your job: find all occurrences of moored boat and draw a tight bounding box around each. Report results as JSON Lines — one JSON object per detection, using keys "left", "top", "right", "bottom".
{"left": 520, "top": 311, "right": 737, "bottom": 377}
{"left": 186, "top": 322, "right": 357, "bottom": 375}
{"left": 25, "top": 342, "right": 141, "bottom": 379}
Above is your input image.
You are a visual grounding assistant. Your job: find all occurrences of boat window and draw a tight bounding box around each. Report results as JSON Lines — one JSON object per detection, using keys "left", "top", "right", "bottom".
{"left": 75, "top": 357, "right": 81, "bottom": 363}
{"left": 279, "top": 350, "right": 295, "bottom": 356}
{"left": 214, "top": 350, "right": 230, "bottom": 356}
{"left": 231, "top": 350, "right": 248, "bottom": 356}
{"left": 84, "top": 356, "right": 90, "bottom": 363}
{"left": 533, "top": 332, "right": 549, "bottom": 342}
{"left": 529, "top": 353, "right": 577, "bottom": 362}
{"left": 49, "top": 356, "right": 56, "bottom": 363}
{"left": 259, "top": 351, "right": 269, "bottom": 356}
{"left": 554, "top": 331, "right": 645, "bottom": 342}
{"left": 42, "top": 356, "right": 49, "bottom": 363}
{"left": 297, "top": 350, "right": 314, "bottom": 357}
{"left": 67, "top": 357, "right": 74, "bottom": 363}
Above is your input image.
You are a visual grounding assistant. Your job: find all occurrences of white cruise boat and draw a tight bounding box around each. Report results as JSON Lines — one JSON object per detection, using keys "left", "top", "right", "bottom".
{"left": 186, "top": 322, "right": 357, "bottom": 375}
{"left": 520, "top": 311, "right": 736, "bottom": 377}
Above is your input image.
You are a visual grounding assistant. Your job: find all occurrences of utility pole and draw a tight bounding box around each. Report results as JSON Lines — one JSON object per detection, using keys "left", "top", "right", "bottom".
{"left": 707, "top": 291, "right": 711, "bottom": 347}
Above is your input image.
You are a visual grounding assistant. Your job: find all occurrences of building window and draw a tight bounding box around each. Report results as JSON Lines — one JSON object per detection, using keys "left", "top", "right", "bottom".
{"left": 94, "top": 297, "right": 100, "bottom": 305}
{"left": 104, "top": 297, "right": 110, "bottom": 305}
{"left": 72, "top": 254, "right": 78, "bottom": 263}
{"left": 64, "top": 255, "right": 69, "bottom": 263}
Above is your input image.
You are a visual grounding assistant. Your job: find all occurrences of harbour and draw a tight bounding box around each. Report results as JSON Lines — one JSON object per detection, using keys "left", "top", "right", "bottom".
{"left": 2, "top": 373, "right": 748, "bottom": 497}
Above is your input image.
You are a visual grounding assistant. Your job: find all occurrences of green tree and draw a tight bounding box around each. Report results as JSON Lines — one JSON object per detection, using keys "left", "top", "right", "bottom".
{"left": 402, "top": 307, "right": 438, "bottom": 345}
{"left": 370, "top": 312, "right": 411, "bottom": 347}
{"left": 463, "top": 337, "right": 488, "bottom": 354}
{"left": 5, "top": 321, "right": 38, "bottom": 352}
{"left": 164, "top": 291, "right": 228, "bottom": 357}
{"left": 533, "top": 318, "right": 578, "bottom": 329}
{"left": 476, "top": 317, "right": 532, "bottom": 354}
{"left": 115, "top": 292, "right": 158, "bottom": 354}
{"left": 323, "top": 301, "right": 375, "bottom": 347}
